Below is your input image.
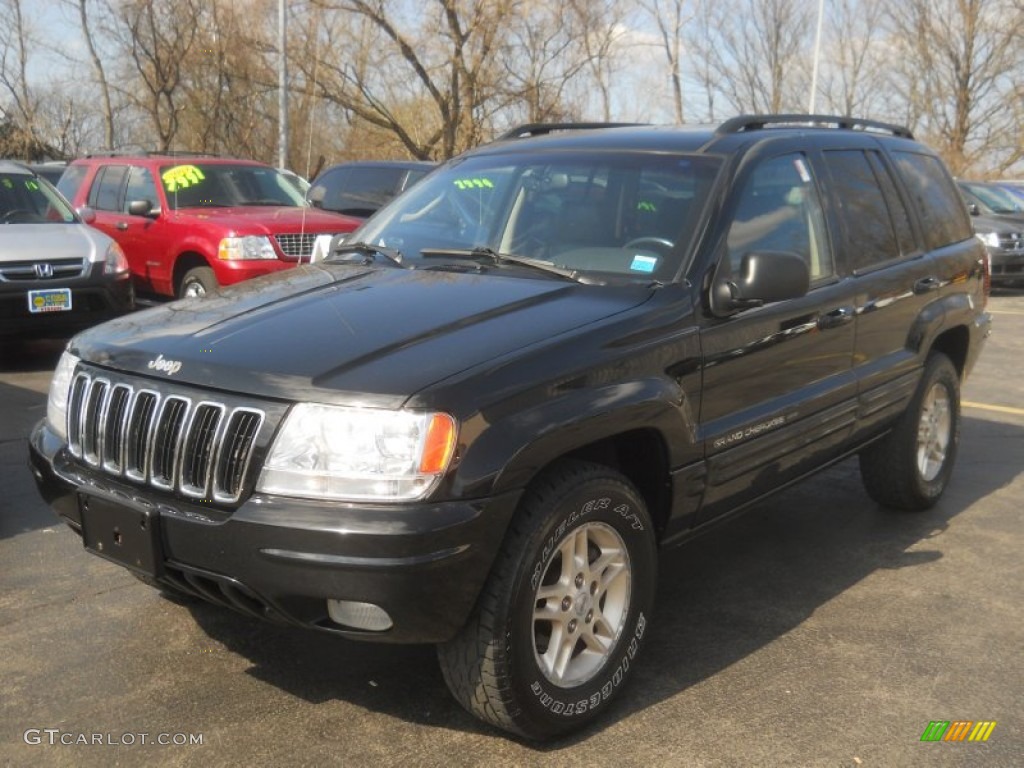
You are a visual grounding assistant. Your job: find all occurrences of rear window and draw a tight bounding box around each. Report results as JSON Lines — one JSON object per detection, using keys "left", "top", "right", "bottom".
{"left": 314, "top": 167, "right": 406, "bottom": 217}
{"left": 892, "top": 151, "right": 973, "bottom": 250}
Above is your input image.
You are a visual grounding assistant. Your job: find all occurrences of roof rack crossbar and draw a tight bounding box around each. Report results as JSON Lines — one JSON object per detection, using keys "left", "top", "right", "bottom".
{"left": 497, "top": 122, "right": 646, "bottom": 141}
{"left": 82, "top": 150, "right": 229, "bottom": 158}
{"left": 717, "top": 114, "right": 914, "bottom": 140}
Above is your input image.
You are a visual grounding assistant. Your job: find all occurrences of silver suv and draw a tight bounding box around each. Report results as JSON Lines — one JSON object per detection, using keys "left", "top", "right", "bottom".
{"left": 0, "top": 161, "right": 134, "bottom": 339}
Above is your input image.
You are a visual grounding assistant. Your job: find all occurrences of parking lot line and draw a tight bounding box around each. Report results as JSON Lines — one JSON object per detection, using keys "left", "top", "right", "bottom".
{"left": 963, "top": 400, "right": 1024, "bottom": 416}
{"left": 988, "top": 309, "right": 1024, "bottom": 316}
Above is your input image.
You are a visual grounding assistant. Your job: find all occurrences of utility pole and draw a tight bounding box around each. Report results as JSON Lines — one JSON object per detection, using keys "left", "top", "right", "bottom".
{"left": 278, "top": 0, "right": 288, "bottom": 168}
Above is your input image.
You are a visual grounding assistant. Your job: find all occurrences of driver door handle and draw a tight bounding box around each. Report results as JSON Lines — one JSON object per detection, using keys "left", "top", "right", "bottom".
{"left": 818, "top": 306, "right": 854, "bottom": 330}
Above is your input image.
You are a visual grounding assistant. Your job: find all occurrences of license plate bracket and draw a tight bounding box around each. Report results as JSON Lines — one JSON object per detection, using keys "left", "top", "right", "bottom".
{"left": 80, "top": 494, "right": 163, "bottom": 578}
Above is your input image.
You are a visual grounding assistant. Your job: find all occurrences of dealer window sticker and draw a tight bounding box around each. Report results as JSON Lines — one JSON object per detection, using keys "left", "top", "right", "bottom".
{"left": 162, "top": 165, "right": 206, "bottom": 192}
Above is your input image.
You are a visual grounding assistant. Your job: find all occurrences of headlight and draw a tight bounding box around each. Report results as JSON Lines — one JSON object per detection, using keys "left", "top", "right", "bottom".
{"left": 218, "top": 235, "right": 277, "bottom": 260}
{"left": 103, "top": 241, "right": 129, "bottom": 275}
{"left": 47, "top": 351, "right": 80, "bottom": 441}
{"left": 257, "top": 404, "right": 457, "bottom": 502}
{"left": 975, "top": 231, "right": 1000, "bottom": 248}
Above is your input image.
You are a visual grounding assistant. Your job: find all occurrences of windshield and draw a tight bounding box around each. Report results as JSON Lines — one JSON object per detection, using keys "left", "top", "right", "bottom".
{"left": 963, "top": 182, "right": 1023, "bottom": 214}
{"left": 354, "top": 151, "right": 721, "bottom": 281}
{"left": 0, "top": 173, "right": 76, "bottom": 224}
{"left": 159, "top": 163, "right": 308, "bottom": 209}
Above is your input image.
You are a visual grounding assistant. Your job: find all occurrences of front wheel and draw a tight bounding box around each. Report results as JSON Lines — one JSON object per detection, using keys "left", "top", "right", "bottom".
{"left": 438, "top": 461, "right": 657, "bottom": 740}
{"left": 859, "top": 352, "right": 961, "bottom": 510}
{"left": 179, "top": 266, "right": 218, "bottom": 299}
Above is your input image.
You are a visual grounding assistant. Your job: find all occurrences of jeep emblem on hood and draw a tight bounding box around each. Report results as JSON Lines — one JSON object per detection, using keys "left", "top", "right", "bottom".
{"left": 147, "top": 354, "right": 182, "bottom": 375}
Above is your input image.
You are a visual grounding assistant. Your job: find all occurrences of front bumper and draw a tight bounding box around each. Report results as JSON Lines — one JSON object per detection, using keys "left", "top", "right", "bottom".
{"left": 987, "top": 246, "right": 1024, "bottom": 285}
{"left": 29, "top": 419, "right": 519, "bottom": 643}
{"left": 0, "top": 273, "right": 134, "bottom": 338}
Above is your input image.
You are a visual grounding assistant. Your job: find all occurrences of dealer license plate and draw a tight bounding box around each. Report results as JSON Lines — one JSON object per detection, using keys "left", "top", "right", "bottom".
{"left": 28, "top": 288, "right": 72, "bottom": 313}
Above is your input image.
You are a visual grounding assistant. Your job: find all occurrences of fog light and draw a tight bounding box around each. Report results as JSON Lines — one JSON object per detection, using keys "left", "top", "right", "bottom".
{"left": 327, "top": 599, "right": 393, "bottom": 631}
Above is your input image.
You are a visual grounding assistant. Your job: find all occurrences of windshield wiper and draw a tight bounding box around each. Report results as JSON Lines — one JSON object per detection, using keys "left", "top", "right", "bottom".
{"left": 420, "top": 247, "right": 579, "bottom": 281}
{"left": 325, "top": 241, "right": 407, "bottom": 268}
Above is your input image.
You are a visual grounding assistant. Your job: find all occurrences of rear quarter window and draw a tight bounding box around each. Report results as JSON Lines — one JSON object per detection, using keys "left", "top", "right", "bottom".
{"left": 891, "top": 151, "right": 973, "bottom": 250}
{"left": 56, "top": 165, "right": 89, "bottom": 202}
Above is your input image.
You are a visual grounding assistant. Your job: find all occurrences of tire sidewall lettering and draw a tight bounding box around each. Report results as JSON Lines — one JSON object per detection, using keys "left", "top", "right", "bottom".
{"left": 530, "top": 494, "right": 644, "bottom": 590}
{"left": 527, "top": 611, "right": 648, "bottom": 717}
{"left": 520, "top": 486, "right": 652, "bottom": 720}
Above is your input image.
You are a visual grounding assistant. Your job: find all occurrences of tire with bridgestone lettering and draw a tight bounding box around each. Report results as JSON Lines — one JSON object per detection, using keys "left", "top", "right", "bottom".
{"left": 437, "top": 460, "right": 657, "bottom": 740}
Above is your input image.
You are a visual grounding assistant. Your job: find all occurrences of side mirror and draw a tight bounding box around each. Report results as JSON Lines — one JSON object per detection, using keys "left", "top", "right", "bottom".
{"left": 128, "top": 199, "right": 158, "bottom": 217}
{"left": 76, "top": 205, "right": 96, "bottom": 224}
{"left": 968, "top": 203, "right": 980, "bottom": 216}
{"left": 712, "top": 251, "right": 810, "bottom": 314}
{"left": 307, "top": 186, "right": 325, "bottom": 208}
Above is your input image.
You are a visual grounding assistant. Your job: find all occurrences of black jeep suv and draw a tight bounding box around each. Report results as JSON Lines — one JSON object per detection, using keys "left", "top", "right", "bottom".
{"left": 29, "top": 115, "right": 991, "bottom": 739}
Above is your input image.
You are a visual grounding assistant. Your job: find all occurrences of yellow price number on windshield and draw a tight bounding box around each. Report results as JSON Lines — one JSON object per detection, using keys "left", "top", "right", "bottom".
{"left": 453, "top": 178, "right": 494, "bottom": 190}
{"left": 162, "top": 165, "right": 206, "bottom": 192}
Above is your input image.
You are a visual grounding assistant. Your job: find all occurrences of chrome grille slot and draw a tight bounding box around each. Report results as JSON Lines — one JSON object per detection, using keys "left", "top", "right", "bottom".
{"left": 67, "top": 374, "right": 89, "bottom": 454}
{"left": 126, "top": 391, "right": 159, "bottom": 481}
{"left": 102, "top": 385, "right": 132, "bottom": 472}
{"left": 214, "top": 409, "right": 263, "bottom": 501}
{"left": 274, "top": 233, "right": 317, "bottom": 258}
{"left": 150, "top": 397, "right": 191, "bottom": 489}
{"left": 180, "top": 403, "right": 224, "bottom": 497}
{"left": 63, "top": 369, "right": 265, "bottom": 504}
{"left": 81, "top": 379, "right": 109, "bottom": 466}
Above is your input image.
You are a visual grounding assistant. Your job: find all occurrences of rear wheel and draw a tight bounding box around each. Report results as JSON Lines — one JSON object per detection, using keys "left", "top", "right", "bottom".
{"left": 859, "top": 353, "right": 960, "bottom": 510}
{"left": 179, "top": 266, "right": 217, "bottom": 299}
{"left": 438, "top": 461, "right": 656, "bottom": 740}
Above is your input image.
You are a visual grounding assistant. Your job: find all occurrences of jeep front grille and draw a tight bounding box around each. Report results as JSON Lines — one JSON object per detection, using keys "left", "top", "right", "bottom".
{"left": 66, "top": 372, "right": 264, "bottom": 503}
{"left": 274, "top": 233, "right": 318, "bottom": 258}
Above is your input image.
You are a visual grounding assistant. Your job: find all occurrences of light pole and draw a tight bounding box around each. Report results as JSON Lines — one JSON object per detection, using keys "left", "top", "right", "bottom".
{"left": 809, "top": 0, "right": 826, "bottom": 114}
{"left": 278, "top": 0, "right": 288, "bottom": 169}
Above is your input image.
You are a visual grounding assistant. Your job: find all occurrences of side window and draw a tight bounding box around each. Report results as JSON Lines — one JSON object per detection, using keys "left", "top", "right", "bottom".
{"left": 822, "top": 150, "right": 905, "bottom": 271}
{"left": 56, "top": 165, "right": 88, "bottom": 202}
{"left": 123, "top": 166, "right": 158, "bottom": 213}
{"left": 726, "top": 153, "right": 832, "bottom": 282}
{"left": 88, "top": 165, "right": 129, "bottom": 212}
{"left": 892, "top": 151, "right": 973, "bottom": 250}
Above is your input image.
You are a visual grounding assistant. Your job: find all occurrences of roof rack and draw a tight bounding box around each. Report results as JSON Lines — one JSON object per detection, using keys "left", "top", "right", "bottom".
{"left": 717, "top": 114, "right": 914, "bottom": 139}
{"left": 497, "top": 122, "right": 646, "bottom": 141}
{"left": 82, "top": 150, "right": 228, "bottom": 158}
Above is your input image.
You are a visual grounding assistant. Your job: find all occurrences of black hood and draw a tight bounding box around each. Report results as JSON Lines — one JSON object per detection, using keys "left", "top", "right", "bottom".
{"left": 71, "top": 265, "right": 653, "bottom": 408}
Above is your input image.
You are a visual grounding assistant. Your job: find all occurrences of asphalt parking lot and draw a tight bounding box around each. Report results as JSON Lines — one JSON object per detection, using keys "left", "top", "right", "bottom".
{"left": 1, "top": 292, "right": 1021, "bottom": 768}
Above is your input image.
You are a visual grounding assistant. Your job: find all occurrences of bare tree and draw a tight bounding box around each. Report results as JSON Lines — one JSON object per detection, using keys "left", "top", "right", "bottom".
{"left": 689, "top": 0, "right": 811, "bottom": 115}
{"left": 569, "top": 0, "right": 629, "bottom": 122}
{"left": 0, "top": 0, "right": 45, "bottom": 157}
{"left": 115, "top": 0, "right": 202, "bottom": 151}
{"left": 885, "top": 0, "right": 1024, "bottom": 176}
{"left": 639, "top": 0, "right": 692, "bottom": 123}
{"left": 68, "top": 0, "right": 116, "bottom": 151}
{"left": 816, "top": 0, "right": 888, "bottom": 118}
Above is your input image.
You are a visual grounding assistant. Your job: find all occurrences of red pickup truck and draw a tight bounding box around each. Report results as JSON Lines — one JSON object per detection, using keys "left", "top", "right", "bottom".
{"left": 58, "top": 155, "right": 360, "bottom": 298}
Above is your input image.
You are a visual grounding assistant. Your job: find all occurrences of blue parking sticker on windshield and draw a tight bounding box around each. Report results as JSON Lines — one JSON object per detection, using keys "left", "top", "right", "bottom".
{"left": 630, "top": 254, "right": 658, "bottom": 273}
